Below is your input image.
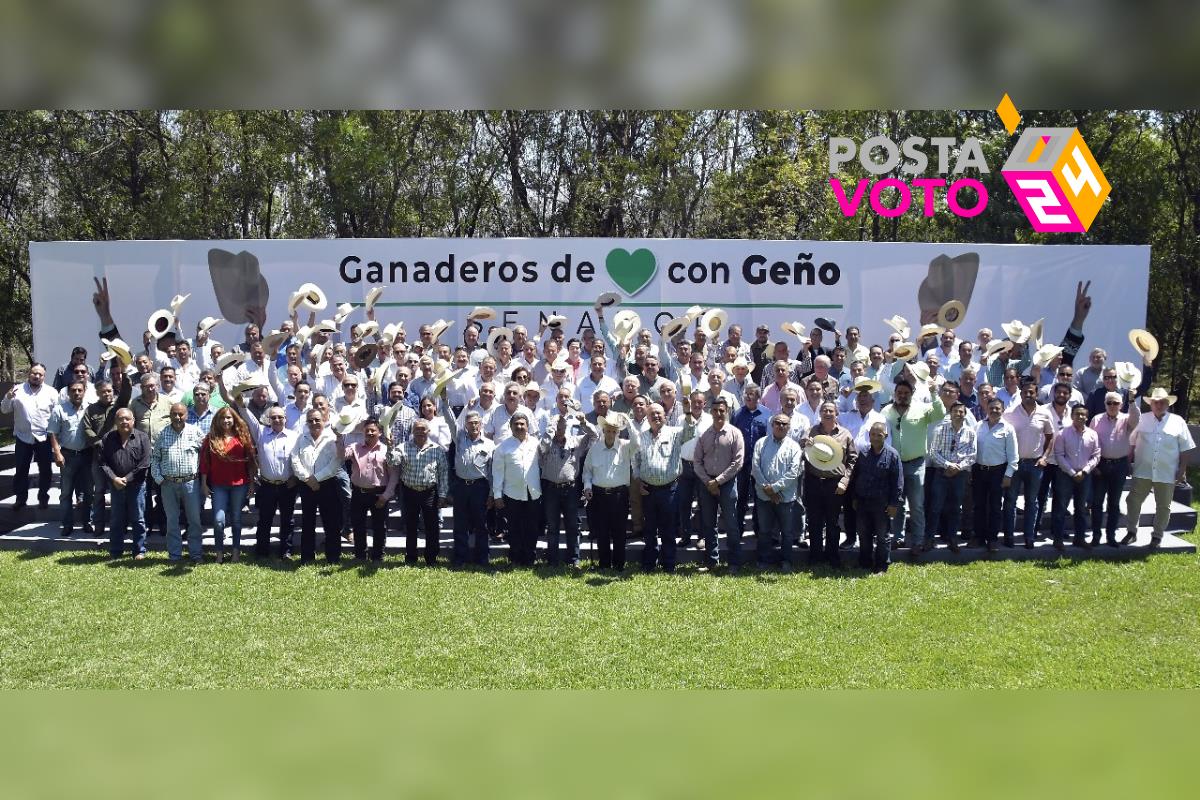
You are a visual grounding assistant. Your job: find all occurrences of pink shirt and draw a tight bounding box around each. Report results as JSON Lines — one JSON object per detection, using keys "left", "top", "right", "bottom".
{"left": 1090, "top": 412, "right": 1137, "bottom": 459}
{"left": 1003, "top": 402, "right": 1054, "bottom": 459}
{"left": 1053, "top": 425, "right": 1101, "bottom": 476}
{"left": 347, "top": 440, "right": 399, "bottom": 500}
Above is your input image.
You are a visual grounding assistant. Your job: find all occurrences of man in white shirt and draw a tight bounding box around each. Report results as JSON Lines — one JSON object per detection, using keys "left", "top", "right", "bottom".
{"left": 1123, "top": 388, "right": 1195, "bottom": 549}
{"left": 2, "top": 363, "right": 60, "bottom": 510}
{"left": 582, "top": 413, "right": 638, "bottom": 571}
{"left": 574, "top": 355, "right": 620, "bottom": 415}
{"left": 492, "top": 410, "right": 542, "bottom": 566}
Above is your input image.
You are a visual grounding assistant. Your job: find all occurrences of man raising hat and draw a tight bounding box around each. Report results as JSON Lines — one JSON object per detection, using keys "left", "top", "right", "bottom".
{"left": 1123, "top": 388, "right": 1195, "bottom": 550}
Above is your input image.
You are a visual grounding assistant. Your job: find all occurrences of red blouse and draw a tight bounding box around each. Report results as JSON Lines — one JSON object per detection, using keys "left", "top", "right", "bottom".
{"left": 200, "top": 436, "right": 253, "bottom": 486}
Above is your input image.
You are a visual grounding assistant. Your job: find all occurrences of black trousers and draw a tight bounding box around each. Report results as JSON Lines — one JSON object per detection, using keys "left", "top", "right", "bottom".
{"left": 254, "top": 480, "right": 297, "bottom": 558}
{"left": 590, "top": 486, "right": 630, "bottom": 570}
{"left": 972, "top": 464, "right": 1006, "bottom": 545}
{"left": 503, "top": 494, "right": 542, "bottom": 566}
{"left": 804, "top": 472, "right": 844, "bottom": 565}
{"left": 402, "top": 484, "right": 441, "bottom": 564}
{"left": 299, "top": 478, "right": 343, "bottom": 563}
{"left": 351, "top": 485, "right": 390, "bottom": 560}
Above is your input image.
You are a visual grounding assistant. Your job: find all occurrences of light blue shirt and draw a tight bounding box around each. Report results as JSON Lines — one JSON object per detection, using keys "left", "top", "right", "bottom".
{"left": 751, "top": 434, "right": 803, "bottom": 503}
{"left": 48, "top": 399, "right": 89, "bottom": 451}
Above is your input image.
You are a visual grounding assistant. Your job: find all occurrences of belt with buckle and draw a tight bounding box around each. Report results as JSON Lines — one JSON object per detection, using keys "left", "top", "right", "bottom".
{"left": 162, "top": 474, "right": 196, "bottom": 483}
{"left": 258, "top": 476, "right": 289, "bottom": 486}
{"left": 592, "top": 485, "right": 627, "bottom": 495}
{"left": 460, "top": 476, "right": 486, "bottom": 485}
{"left": 976, "top": 463, "right": 1005, "bottom": 471}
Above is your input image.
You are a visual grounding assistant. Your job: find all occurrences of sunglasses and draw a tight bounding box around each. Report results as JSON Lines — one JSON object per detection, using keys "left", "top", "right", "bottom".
{"left": 1106, "top": 400, "right": 1121, "bottom": 406}
{"left": 342, "top": 382, "right": 358, "bottom": 388}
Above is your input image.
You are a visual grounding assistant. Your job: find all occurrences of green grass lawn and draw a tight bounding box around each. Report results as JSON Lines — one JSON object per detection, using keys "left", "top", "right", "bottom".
{"left": 2, "top": 530, "right": 1197, "bottom": 688}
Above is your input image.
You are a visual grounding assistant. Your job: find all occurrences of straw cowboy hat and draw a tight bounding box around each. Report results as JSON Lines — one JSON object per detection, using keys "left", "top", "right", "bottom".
{"left": 909, "top": 361, "right": 931, "bottom": 383}
{"left": 918, "top": 323, "right": 944, "bottom": 340}
{"left": 487, "top": 327, "right": 513, "bottom": 359}
{"left": 1113, "top": 361, "right": 1142, "bottom": 391}
{"left": 169, "top": 293, "right": 190, "bottom": 317}
{"left": 197, "top": 316, "right": 223, "bottom": 335}
{"left": 332, "top": 302, "right": 356, "bottom": 326}
{"left": 936, "top": 300, "right": 966, "bottom": 330}
{"left": 679, "top": 372, "right": 693, "bottom": 396}
{"left": 612, "top": 310, "right": 642, "bottom": 342}
{"left": 364, "top": 286, "right": 385, "bottom": 314}
{"left": 883, "top": 315, "right": 911, "bottom": 340}
{"left": 1029, "top": 318, "right": 1045, "bottom": 350}
{"left": 379, "top": 322, "right": 403, "bottom": 347}
{"left": 332, "top": 406, "right": 366, "bottom": 435}
{"left": 231, "top": 373, "right": 270, "bottom": 396}
{"left": 99, "top": 337, "right": 133, "bottom": 368}
{"left": 545, "top": 314, "right": 568, "bottom": 328}
{"left": 781, "top": 321, "right": 807, "bottom": 338}
{"left": 260, "top": 330, "right": 290, "bottom": 352}
{"left": 314, "top": 320, "right": 339, "bottom": 337}
{"left": 428, "top": 318, "right": 454, "bottom": 343}
{"left": 984, "top": 338, "right": 1013, "bottom": 360}
{"left": 700, "top": 308, "right": 728, "bottom": 336}
{"left": 1142, "top": 387, "right": 1176, "bottom": 407}
{"left": 852, "top": 376, "right": 883, "bottom": 394}
{"left": 730, "top": 356, "right": 751, "bottom": 374}
{"left": 596, "top": 292, "right": 621, "bottom": 309}
{"left": 294, "top": 325, "right": 313, "bottom": 344}
{"left": 289, "top": 283, "right": 328, "bottom": 314}
{"left": 1031, "top": 343, "right": 1065, "bottom": 368}
{"left": 550, "top": 355, "right": 571, "bottom": 373}
{"left": 353, "top": 343, "right": 379, "bottom": 371}
{"left": 357, "top": 320, "right": 379, "bottom": 340}
{"left": 147, "top": 309, "right": 175, "bottom": 340}
{"left": 805, "top": 434, "right": 844, "bottom": 468}
{"left": 600, "top": 412, "right": 628, "bottom": 432}
{"left": 468, "top": 306, "right": 497, "bottom": 321}
{"left": 1128, "top": 328, "right": 1159, "bottom": 362}
{"left": 521, "top": 381, "right": 546, "bottom": 400}
{"left": 309, "top": 342, "right": 328, "bottom": 366}
{"left": 1001, "top": 320, "right": 1032, "bottom": 344}
{"left": 891, "top": 342, "right": 919, "bottom": 361}
{"left": 214, "top": 352, "right": 248, "bottom": 373}
{"left": 660, "top": 315, "right": 690, "bottom": 340}
{"left": 681, "top": 305, "right": 704, "bottom": 323}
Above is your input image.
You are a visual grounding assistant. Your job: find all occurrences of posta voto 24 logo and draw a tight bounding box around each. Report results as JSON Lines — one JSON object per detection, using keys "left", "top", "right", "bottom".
{"left": 827, "top": 95, "right": 1112, "bottom": 233}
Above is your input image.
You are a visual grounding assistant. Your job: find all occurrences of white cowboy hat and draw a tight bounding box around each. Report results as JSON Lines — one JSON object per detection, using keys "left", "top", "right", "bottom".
{"left": 99, "top": 337, "right": 133, "bottom": 368}
{"left": 364, "top": 286, "right": 385, "bottom": 314}
{"left": 545, "top": 314, "right": 568, "bottom": 328}
{"left": 781, "top": 321, "right": 806, "bottom": 338}
{"left": 679, "top": 372, "right": 692, "bottom": 396}
{"left": 936, "top": 300, "right": 966, "bottom": 330}
{"left": 550, "top": 355, "right": 571, "bottom": 373}
{"left": 231, "top": 374, "right": 268, "bottom": 396}
{"left": 891, "top": 342, "right": 919, "bottom": 361}
{"left": 147, "top": 309, "right": 175, "bottom": 340}
{"left": 332, "top": 406, "right": 366, "bottom": 435}
{"left": 290, "top": 283, "right": 328, "bottom": 314}
{"left": 683, "top": 305, "right": 705, "bottom": 322}
{"left": 1031, "top": 343, "right": 1064, "bottom": 368}
{"left": 700, "top": 308, "right": 728, "bottom": 337}
{"left": 294, "top": 325, "right": 313, "bottom": 344}
{"left": 313, "top": 320, "right": 338, "bottom": 337}
{"left": 852, "top": 376, "right": 883, "bottom": 394}
{"left": 1113, "top": 361, "right": 1142, "bottom": 390}
{"left": 169, "top": 293, "right": 191, "bottom": 317}
{"left": 918, "top": 323, "right": 944, "bottom": 340}
{"left": 468, "top": 306, "right": 497, "bottom": 321}
{"left": 1142, "top": 386, "right": 1176, "bottom": 407}
{"left": 429, "top": 318, "right": 454, "bottom": 343}
{"left": 260, "top": 330, "right": 289, "bottom": 352}
{"left": 521, "top": 380, "right": 545, "bottom": 399}
{"left": 984, "top": 338, "right": 1013, "bottom": 360}
{"left": 660, "top": 315, "right": 690, "bottom": 340}
{"left": 1029, "top": 318, "right": 1045, "bottom": 349}
{"left": 357, "top": 321, "right": 379, "bottom": 340}
{"left": 1128, "top": 328, "right": 1159, "bottom": 362}
{"left": 730, "top": 356, "right": 751, "bottom": 373}
{"left": 309, "top": 342, "right": 327, "bottom": 366}
{"left": 908, "top": 361, "right": 931, "bottom": 382}
{"left": 883, "top": 315, "right": 911, "bottom": 340}
{"left": 612, "top": 310, "right": 642, "bottom": 341}
{"left": 353, "top": 343, "right": 379, "bottom": 371}
{"left": 380, "top": 322, "right": 403, "bottom": 345}
{"left": 332, "top": 302, "right": 356, "bottom": 325}
{"left": 214, "top": 352, "right": 248, "bottom": 373}
{"left": 197, "top": 316, "right": 223, "bottom": 334}
{"left": 600, "top": 412, "right": 628, "bottom": 431}
{"left": 1001, "top": 320, "right": 1032, "bottom": 344}
{"left": 487, "top": 327, "right": 513, "bottom": 360}
{"left": 805, "top": 434, "right": 844, "bottom": 468}
{"left": 596, "top": 292, "right": 622, "bottom": 309}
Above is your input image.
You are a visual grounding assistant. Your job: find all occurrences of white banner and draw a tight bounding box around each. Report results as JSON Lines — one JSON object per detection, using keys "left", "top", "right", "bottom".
{"left": 30, "top": 239, "right": 1149, "bottom": 367}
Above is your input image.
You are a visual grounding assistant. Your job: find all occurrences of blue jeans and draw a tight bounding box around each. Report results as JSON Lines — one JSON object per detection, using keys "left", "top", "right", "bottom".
{"left": 927, "top": 468, "right": 968, "bottom": 543}
{"left": 641, "top": 480, "right": 679, "bottom": 571}
{"left": 1052, "top": 470, "right": 1091, "bottom": 542}
{"left": 59, "top": 448, "right": 95, "bottom": 533}
{"left": 541, "top": 479, "right": 580, "bottom": 565}
{"left": 211, "top": 483, "right": 249, "bottom": 551}
{"left": 1005, "top": 459, "right": 1043, "bottom": 542}
{"left": 1035, "top": 464, "right": 1059, "bottom": 534}
{"left": 677, "top": 460, "right": 702, "bottom": 544}
{"left": 754, "top": 494, "right": 796, "bottom": 565}
{"left": 453, "top": 477, "right": 491, "bottom": 565}
{"left": 1091, "top": 456, "right": 1128, "bottom": 542}
{"left": 890, "top": 458, "right": 926, "bottom": 546}
{"left": 160, "top": 478, "right": 204, "bottom": 560}
{"left": 109, "top": 481, "right": 147, "bottom": 557}
{"left": 698, "top": 479, "right": 740, "bottom": 567}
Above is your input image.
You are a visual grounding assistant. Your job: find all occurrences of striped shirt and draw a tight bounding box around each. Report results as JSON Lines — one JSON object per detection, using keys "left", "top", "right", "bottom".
{"left": 443, "top": 404, "right": 495, "bottom": 481}
{"left": 538, "top": 418, "right": 595, "bottom": 485}
{"left": 150, "top": 423, "right": 204, "bottom": 484}
{"left": 256, "top": 427, "right": 298, "bottom": 482}
{"left": 928, "top": 419, "right": 978, "bottom": 470}
{"left": 635, "top": 419, "right": 697, "bottom": 486}
{"left": 751, "top": 434, "right": 803, "bottom": 503}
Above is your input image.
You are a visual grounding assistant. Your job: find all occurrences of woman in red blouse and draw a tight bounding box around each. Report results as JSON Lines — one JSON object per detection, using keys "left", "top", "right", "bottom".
{"left": 201, "top": 407, "right": 258, "bottom": 562}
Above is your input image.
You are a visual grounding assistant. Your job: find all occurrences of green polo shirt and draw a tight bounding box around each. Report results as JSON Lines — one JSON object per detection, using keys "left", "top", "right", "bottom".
{"left": 883, "top": 396, "right": 946, "bottom": 461}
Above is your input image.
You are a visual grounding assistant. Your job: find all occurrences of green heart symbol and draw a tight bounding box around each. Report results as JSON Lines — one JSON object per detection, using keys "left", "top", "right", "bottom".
{"left": 605, "top": 247, "right": 657, "bottom": 296}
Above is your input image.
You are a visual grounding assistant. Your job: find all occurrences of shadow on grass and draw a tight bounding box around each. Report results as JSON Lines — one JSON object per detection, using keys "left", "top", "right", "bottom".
{"left": 15, "top": 548, "right": 57, "bottom": 561}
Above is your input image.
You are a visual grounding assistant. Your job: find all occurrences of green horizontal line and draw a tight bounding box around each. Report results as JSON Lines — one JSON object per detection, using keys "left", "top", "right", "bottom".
{"left": 351, "top": 301, "right": 844, "bottom": 309}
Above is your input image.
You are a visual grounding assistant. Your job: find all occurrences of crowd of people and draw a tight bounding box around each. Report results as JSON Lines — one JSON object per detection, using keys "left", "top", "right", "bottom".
{"left": 2, "top": 277, "right": 1193, "bottom": 573}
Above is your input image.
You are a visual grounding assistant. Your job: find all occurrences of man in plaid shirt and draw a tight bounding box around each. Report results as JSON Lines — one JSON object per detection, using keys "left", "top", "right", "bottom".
{"left": 390, "top": 419, "right": 449, "bottom": 565}
{"left": 926, "top": 403, "right": 978, "bottom": 553}
{"left": 151, "top": 403, "right": 206, "bottom": 562}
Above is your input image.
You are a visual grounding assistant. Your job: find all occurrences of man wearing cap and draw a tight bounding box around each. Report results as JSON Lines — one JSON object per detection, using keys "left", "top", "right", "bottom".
{"left": 99, "top": 408, "right": 151, "bottom": 559}
{"left": 582, "top": 413, "right": 638, "bottom": 571}
{"left": 882, "top": 378, "right": 945, "bottom": 554}
{"left": 48, "top": 380, "right": 95, "bottom": 536}
{"left": 752, "top": 412, "right": 803, "bottom": 570}
{"left": 3, "top": 364, "right": 61, "bottom": 512}
{"left": 150, "top": 403, "right": 206, "bottom": 563}
{"left": 492, "top": 411, "right": 542, "bottom": 566}
{"left": 1052, "top": 404, "right": 1102, "bottom": 551}
{"left": 1123, "top": 388, "right": 1195, "bottom": 549}
{"left": 749, "top": 324, "right": 772, "bottom": 385}
{"left": 848, "top": 421, "right": 903, "bottom": 572}
{"left": 1090, "top": 390, "right": 1140, "bottom": 547}
{"left": 1003, "top": 377, "right": 1055, "bottom": 548}
{"left": 804, "top": 400, "right": 857, "bottom": 567}
{"left": 692, "top": 397, "right": 746, "bottom": 573}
